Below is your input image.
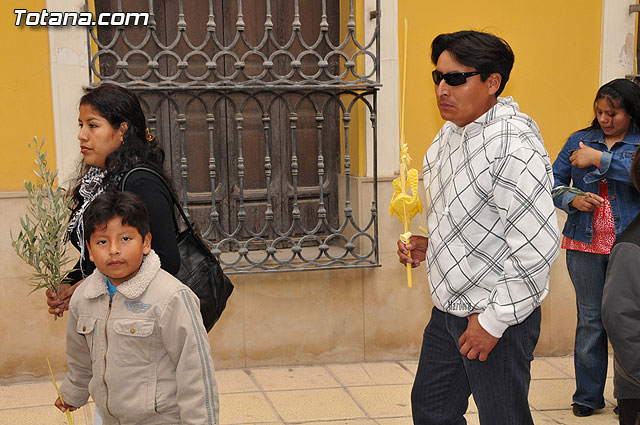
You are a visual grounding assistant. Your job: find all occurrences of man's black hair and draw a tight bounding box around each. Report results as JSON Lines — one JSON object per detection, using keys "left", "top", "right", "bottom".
{"left": 83, "top": 191, "right": 150, "bottom": 243}
{"left": 431, "top": 30, "right": 514, "bottom": 96}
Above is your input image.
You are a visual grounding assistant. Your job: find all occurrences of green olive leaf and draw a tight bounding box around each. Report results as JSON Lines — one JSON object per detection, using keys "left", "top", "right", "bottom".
{"left": 11, "top": 137, "right": 76, "bottom": 294}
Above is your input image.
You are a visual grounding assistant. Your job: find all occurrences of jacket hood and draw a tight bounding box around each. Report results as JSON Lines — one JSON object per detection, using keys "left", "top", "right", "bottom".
{"left": 83, "top": 250, "right": 162, "bottom": 300}
{"left": 461, "top": 96, "right": 542, "bottom": 140}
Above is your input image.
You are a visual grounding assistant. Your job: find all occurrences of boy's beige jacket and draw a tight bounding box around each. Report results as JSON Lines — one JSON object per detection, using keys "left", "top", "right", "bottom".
{"left": 60, "top": 250, "right": 219, "bottom": 425}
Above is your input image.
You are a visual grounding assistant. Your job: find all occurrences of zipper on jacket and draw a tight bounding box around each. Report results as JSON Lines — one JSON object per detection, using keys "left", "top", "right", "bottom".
{"left": 102, "top": 296, "right": 120, "bottom": 424}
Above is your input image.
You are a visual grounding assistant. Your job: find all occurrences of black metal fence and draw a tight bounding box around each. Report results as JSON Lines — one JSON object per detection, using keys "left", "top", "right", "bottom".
{"left": 87, "top": 0, "right": 380, "bottom": 273}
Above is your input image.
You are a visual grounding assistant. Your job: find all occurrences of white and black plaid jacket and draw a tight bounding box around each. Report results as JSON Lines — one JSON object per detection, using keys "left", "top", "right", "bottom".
{"left": 423, "top": 97, "right": 560, "bottom": 337}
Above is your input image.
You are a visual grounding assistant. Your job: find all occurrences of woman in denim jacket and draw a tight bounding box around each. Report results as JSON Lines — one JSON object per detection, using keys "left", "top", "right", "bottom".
{"left": 552, "top": 78, "right": 640, "bottom": 417}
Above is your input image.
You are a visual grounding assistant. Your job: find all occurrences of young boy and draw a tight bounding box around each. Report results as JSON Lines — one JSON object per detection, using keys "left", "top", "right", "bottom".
{"left": 55, "top": 191, "right": 218, "bottom": 425}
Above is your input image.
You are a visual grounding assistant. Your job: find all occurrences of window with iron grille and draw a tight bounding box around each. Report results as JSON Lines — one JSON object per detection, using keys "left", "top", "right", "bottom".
{"left": 88, "top": 0, "right": 380, "bottom": 273}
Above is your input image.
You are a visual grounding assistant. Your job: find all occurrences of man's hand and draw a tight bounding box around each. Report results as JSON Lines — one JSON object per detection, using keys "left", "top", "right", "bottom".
{"left": 569, "top": 142, "right": 603, "bottom": 169}
{"left": 397, "top": 236, "right": 428, "bottom": 268}
{"left": 570, "top": 193, "right": 603, "bottom": 212}
{"left": 46, "top": 280, "right": 83, "bottom": 317}
{"left": 458, "top": 314, "right": 499, "bottom": 361}
{"left": 54, "top": 397, "right": 78, "bottom": 413}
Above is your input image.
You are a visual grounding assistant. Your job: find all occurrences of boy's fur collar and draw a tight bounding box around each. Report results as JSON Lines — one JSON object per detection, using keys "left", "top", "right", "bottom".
{"left": 83, "top": 250, "right": 162, "bottom": 300}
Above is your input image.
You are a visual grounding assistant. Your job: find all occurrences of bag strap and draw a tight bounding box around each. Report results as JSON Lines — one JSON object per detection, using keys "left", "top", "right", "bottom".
{"left": 120, "top": 166, "right": 194, "bottom": 234}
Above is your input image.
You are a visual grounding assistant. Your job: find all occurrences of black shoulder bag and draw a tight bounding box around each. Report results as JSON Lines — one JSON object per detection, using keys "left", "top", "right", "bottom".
{"left": 121, "top": 167, "right": 233, "bottom": 332}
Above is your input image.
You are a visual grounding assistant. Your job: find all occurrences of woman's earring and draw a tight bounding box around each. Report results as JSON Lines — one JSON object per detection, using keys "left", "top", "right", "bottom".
{"left": 145, "top": 128, "right": 155, "bottom": 142}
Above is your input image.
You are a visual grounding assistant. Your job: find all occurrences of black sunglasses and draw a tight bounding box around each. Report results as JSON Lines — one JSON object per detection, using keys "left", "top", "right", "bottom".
{"left": 432, "top": 70, "right": 480, "bottom": 86}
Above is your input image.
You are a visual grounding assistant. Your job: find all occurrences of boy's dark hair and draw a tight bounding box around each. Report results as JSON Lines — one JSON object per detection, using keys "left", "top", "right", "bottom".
{"left": 83, "top": 191, "right": 150, "bottom": 243}
{"left": 431, "top": 30, "right": 514, "bottom": 96}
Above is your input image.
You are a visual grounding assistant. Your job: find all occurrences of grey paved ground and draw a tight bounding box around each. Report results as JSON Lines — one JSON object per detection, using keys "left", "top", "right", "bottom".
{"left": 0, "top": 356, "right": 619, "bottom": 424}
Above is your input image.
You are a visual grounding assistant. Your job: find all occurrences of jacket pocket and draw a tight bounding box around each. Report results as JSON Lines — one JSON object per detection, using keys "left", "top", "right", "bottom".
{"left": 77, "top": 316, "right": 97, "bottom": 362}
{"left": 111, "top": 319, "right": 155, "bottom": 367}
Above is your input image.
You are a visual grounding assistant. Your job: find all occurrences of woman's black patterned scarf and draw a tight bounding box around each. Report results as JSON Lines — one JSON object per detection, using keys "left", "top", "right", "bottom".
{"left": 66, "top": 167, "right": 108, "bottom": 277}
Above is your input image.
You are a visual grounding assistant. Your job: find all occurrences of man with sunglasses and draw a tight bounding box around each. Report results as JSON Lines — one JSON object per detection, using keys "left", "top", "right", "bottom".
{"left": 397, "top": 30, "right": 559, "bottom": 424}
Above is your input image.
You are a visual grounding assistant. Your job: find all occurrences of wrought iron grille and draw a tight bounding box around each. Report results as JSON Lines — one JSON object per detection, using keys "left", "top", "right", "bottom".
{"left": 87, "top": 0, "right": 380, "bottom": 274}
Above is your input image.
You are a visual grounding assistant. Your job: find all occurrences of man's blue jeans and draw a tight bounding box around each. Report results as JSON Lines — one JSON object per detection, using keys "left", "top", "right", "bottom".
{"left": 411, "top": 306, "right": 541, "bottom": 425}
{"left": 565, "top": 249, "right": 608, "bottom": 410}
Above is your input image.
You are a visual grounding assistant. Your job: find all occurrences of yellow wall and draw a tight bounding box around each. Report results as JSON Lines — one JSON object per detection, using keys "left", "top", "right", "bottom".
{"left": 398, "top": 0, "right": 602, "bottom": 164}
{"left": 0, "top": 1, "right": 56, "bottom": 191}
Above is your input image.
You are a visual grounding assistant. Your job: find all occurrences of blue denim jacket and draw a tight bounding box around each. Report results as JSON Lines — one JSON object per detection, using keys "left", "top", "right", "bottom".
{"left": 552, "top": 128, "right": 640, "bottom": 243}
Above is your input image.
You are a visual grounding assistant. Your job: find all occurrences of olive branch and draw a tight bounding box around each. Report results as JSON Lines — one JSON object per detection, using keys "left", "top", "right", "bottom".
{"left": 11, "top": 137, "right": 75, "bottom": 294}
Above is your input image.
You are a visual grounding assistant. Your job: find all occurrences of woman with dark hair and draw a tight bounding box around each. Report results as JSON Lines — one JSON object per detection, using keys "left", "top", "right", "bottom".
{"left": 46, "top": 83, "right": 180, "bottom": 316}
{"left": 553, "top": 78, "right": 640, "bottom": 417}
